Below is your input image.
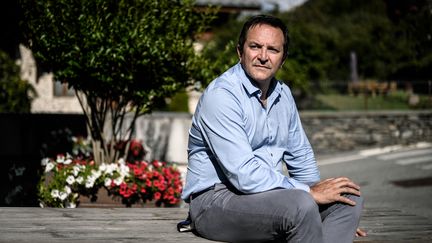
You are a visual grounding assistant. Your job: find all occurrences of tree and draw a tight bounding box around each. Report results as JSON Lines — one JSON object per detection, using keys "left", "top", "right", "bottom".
{"left": 0, "top": 50, "right": 36, "bottom": 113}
{"left": 19, "top": 0, "right": 214, "bottom": 164}
{"left": 278, "top": 0, "right": 432, "bottom": 87}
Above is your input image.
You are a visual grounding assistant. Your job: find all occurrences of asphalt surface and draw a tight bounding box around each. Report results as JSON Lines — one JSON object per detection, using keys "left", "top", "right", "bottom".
{"left": 316, "top": 142, "right": 432, "bottom": 220}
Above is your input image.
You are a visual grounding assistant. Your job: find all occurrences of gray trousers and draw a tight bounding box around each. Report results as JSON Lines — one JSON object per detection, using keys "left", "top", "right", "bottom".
{"left": 189, "top": 183, "right": 363, "bottom": 243}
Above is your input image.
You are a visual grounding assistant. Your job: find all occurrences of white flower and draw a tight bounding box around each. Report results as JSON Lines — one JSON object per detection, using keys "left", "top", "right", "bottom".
{"left": 41, "top": 158, "right": 50, "bottom": 166}
{"left": 45, "top": 162, "right": 55, "bottom": 173}
{"left": 87, "top": 174, "right": 97, "bottom": 182}
{"left": 51, "top": 189, "right": 59, "bottom": 199}
{"left": 66, "top": 176, "right": 75, "bottom": 185}
{"left": 104, "top": 164, "right": 118, "bottom": 175}
{"left": 63, "top": 153, "right": 73, "bottom": 165}
{"left": 118, "top": 158, "right": 125, "bottom": 165}
{"left": 58, "top": 191, "right": 68, "bottom": 201}
{"left": 72, "top": 165, "right": 80, "bottom": 177}
{"left": 66, "top": 202, "right": 76, "bottom": 208}
{"left": 113, "top": 177, "right": 123, "bottom": 186}
{"left": 91, "top": 169, "right": 101, "bottom": 179}
{"left": 119, "top": 163, "right": 130, "bottom": 177}
{"left": 56, "top": 154, "right": 65, "bottom": 163}
{"left": 99, "top": 163, "right": 107, "bottom": 172}
{"left": 104, "top": 178, "right": 112, "bottom": 187}
{"left": 76, "top": 176, "right": 84, "bottom": 184}
{"left": 85, "top": 178, "right": 95, "bottom": 188}
{"left": 64, "top": 186, "right": 72, "bottom": 195}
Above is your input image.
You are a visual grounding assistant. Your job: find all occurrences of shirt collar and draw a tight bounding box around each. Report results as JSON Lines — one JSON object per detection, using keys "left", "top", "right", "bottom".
{"left": 235, "top": 62, "right": 283, "bottom": 99}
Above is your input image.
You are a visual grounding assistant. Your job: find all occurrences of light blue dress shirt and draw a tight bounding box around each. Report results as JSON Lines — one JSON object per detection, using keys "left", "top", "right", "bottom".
{"left": 182, "top": 63, "right": 320, "bottom": 202}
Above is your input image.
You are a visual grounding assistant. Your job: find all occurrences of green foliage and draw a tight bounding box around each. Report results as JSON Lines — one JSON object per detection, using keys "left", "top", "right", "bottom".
{"left": 20, "top": 0, "right": 211, "bottom": 105}
{"left": 0, "top": 50, "right": 37, "bottom": 113}
{"left": 197, "top": 15, "right": 243, "bottom": 86}
{"left": 199, "top": 40, "right": 239, "bottom": 87}
{"left": 278, "top": 0, "right": 432, "bottom": 87}
{"left": 158, "top": 89, "right": 190, "bottom": 112}
{"left": 19, "top": 0, "right": 214, "bottom": 163}
{"left": 200, "top": 0, "right": 432, "bottom": 105}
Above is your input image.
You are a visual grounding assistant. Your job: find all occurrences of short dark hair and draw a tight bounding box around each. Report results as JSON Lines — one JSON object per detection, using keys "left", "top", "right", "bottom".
{"left": 237, "top": 15, "right": 289, "bottom": 60}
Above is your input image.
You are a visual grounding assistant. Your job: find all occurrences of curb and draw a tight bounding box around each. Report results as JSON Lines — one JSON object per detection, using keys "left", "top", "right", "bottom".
{"left": 317, "top": 142, "right": 432, "bottom": 166}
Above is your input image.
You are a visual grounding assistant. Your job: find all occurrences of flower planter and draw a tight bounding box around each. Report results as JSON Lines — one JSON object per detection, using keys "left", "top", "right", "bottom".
{"left": 78, "top": 188, "right": 156, "bottom": 208}
{"left": 39, "top": 156, "right": 183, "bottom": 208}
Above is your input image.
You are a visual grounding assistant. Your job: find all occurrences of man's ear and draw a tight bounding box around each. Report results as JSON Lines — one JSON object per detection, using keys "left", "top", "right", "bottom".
{"left": 236, "top": 45, "right": 242, "bottom": 60}
{"left": 280, "top": 59, "right": 286, "bottom": 68}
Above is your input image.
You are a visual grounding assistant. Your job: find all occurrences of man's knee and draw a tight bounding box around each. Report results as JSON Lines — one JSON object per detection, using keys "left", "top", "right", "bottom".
{"left": 281, "top": 190, "right": 323, "bottom": 241}
{"left": 284, "top": 190, "right": 320, "bottom": 224}
{"left": 350, "top": 194, "right": 364, "bottom": 219}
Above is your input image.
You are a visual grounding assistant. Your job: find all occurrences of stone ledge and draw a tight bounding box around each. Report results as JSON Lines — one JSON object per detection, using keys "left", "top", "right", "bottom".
{"left": 1, "top": 207, "right": 431, "bottom": 242}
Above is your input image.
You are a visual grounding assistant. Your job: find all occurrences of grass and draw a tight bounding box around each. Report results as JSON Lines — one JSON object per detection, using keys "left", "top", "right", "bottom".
{"left": 309, "top": 92, "right": 432, "bottom": 111}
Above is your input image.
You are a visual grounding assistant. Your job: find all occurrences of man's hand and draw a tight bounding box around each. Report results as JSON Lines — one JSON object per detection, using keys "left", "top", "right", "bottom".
{"left": 356, "top": 228, "right": 367, "bottom": 237}
{"left": 310, "top": 177, "right": 361, "bottom": 206}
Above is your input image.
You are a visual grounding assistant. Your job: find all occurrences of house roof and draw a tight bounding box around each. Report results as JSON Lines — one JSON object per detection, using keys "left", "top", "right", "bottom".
{"left": 195, "top": 0, "right": 307, "bottom": 12}
{"left": 195, "top": 0, "right": 262, "bottom": 9}
{"left": 194, "top": 0, "right": 270, "bottom": 13}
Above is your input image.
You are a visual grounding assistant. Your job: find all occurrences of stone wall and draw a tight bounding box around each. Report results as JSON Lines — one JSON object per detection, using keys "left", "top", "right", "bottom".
{"left": 1, "top": 111, "right": 430, "bottom": 206}
{"left": 300, "top": 110, "right": 432, "bottom": 155}
{"left": 133, "top": 110, "right": 432, "bottom": 164}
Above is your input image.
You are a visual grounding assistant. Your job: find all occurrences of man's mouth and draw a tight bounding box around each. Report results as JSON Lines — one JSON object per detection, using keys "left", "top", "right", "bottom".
{"left": 253, "top": 65, "right": 271, "bottom": 69}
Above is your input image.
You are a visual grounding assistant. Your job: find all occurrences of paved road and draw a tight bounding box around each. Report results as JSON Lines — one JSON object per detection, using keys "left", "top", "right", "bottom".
{"left": 316, "top": 142, "right": 432, "bottom": 220}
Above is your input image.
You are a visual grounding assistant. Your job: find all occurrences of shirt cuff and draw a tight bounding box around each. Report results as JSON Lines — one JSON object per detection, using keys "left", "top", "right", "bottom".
{"left": 284, "top": 177, "right": 311, "bottom": 192}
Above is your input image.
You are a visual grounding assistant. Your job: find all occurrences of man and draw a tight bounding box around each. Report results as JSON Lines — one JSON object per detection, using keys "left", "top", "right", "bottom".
{"left": 181, "top": 15, "right": 365, "bottom": 242}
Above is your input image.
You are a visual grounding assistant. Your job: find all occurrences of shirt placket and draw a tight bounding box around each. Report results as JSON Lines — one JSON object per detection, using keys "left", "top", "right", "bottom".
{"left": 266, "top": 90, "right": 280, "bottom": 167}
{"left": 262, "top": 98, "right": 275, "bottom": 165}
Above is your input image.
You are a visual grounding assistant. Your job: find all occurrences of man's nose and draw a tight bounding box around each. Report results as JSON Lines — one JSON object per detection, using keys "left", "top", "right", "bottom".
{"left": 258, "top": 49, "right": 268, "bottom": 62}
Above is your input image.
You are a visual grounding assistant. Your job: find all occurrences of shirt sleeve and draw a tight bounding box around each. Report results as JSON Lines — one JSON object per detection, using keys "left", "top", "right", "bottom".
{"left": 197, "top": 87, "right": 310, "bottom": 193}
{"left": 283, "top": 90, "right": 320, "bottom": 186}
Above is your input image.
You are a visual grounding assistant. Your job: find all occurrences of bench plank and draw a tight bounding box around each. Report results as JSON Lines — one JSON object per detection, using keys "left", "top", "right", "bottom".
{"left": 1, "top": 207, "right": 431, "bottom": 242}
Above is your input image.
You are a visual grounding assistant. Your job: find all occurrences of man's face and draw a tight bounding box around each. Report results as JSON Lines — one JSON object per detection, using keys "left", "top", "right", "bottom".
{"left": 238, "top": 24, "right": 285, "bottom": 86}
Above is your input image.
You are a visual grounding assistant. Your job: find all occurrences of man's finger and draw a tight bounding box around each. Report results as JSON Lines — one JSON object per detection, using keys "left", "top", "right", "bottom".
{"left": 356, "top": 228, "right": 367, "bottom": 237}
{"left": 338, "top": 187, "right": 361, "bottom": 196}
{"left": 337, "top": 195, "right": 356, "bottom": 206}
{"left": 334, "top": 180, "right": 360, "bottom": 191}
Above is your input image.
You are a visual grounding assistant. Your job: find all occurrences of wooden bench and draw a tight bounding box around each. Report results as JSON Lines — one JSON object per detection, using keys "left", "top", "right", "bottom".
{"left": 1, "top": 207, "right": 431, "bottom": 242}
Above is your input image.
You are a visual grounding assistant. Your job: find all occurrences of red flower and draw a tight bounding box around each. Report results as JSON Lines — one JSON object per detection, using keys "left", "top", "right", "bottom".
{"left": 132, "top": 183, "right": 138, "bottom": 191}
{"left": 130, "top": 140, "right": 144, "bottom": 157}
{"left": 104, "top": 157, "right": 182, "bottom": 206}
{"left": 158, "top": 184, "right": 167, "bottom": 192}
{"left": 138, "top": 173, "right": 147, "bottom": 180}
{"left": 146, "top": 179, "right": 152, "bottom": 187}
{"left": 152, "top": 160, "right": 162, "bottom": 168}
{"left": 169, "top": 198, "right": 179, "bottom": 205}
{"left": 153, "top": 171, "right": 160, "bottom": 178}
{"left": 167, "top": 187, "right": 175, "bottom": 195}
{"left": 119, "top": 182, "right": 128, "bottom": 195}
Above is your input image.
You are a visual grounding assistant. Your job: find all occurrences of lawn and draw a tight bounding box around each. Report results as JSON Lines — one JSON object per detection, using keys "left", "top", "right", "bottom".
{"left": 310, "top": 93, "right": 432, "bottom": 111}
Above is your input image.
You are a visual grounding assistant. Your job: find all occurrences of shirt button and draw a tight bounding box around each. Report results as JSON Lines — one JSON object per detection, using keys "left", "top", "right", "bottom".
{"left": 270, "top": 153, "right": 273, "bottom": 157}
